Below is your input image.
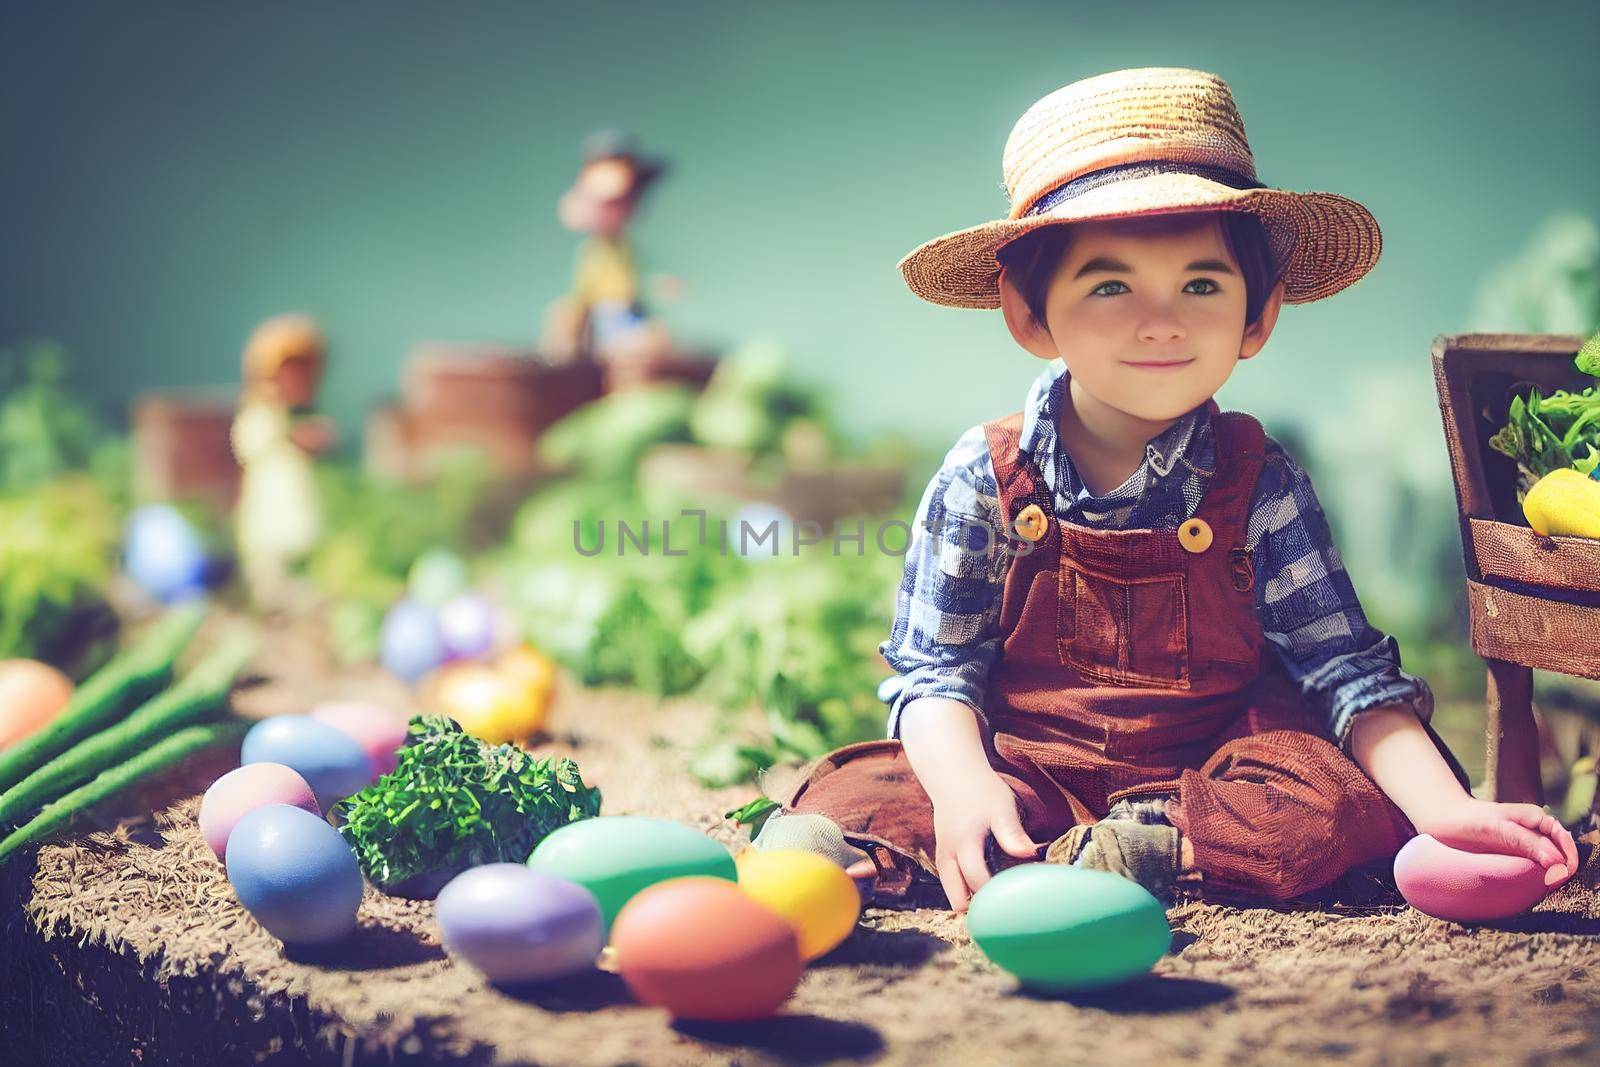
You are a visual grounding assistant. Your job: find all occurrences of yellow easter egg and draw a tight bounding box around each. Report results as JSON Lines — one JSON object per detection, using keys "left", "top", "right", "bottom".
{"left": 499, "top": 644, "right": 557, "bottom": 695}
{"left": 432, "top": 663, "right": 544, "bottom": 745}
{"left": 735, "top": 848, "right": 861, "bottom": 962}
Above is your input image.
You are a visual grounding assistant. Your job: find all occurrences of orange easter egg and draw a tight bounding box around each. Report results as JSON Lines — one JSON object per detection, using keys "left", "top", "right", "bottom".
{"left": 612, "top": 876, "right": 801, "bottom": 1022}
{"left": 0, "top": 660, "right": 75, "bottom": 748}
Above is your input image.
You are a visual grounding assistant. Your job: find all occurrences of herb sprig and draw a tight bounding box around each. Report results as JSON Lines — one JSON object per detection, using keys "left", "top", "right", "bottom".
{"left": 334, "top": 715, "right": 601, "bottom": 892}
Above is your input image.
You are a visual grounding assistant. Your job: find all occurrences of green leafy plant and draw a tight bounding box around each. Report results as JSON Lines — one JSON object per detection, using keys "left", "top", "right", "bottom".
{"left": 0, "top": 342, "right": 110, "bottom": 493}
{"left": 1578, "top": 331, "right": 1600, "bottom": 378}
{"left": 724, "top": 796, "right": 780, "bottom": 841}
{"left": 334, "top": 715, "right": 602, "bottom": 893}
{"left": 688, "top": 338, "right": 830, "bottom": 458}
{"left": 0, "top": 476, "right": 122, "bottom": 669}
{"left": 539, "top": 385, "right": 697, "bottom": 482}
{"left": 1487, "top": 348, "right": 1600, "bottom": 497}
{"left": 499, "top": 454, "right": 905, "bottom": 784}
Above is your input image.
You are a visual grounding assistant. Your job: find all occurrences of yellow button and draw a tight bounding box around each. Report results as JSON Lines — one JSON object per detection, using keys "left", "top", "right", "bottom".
{"left": 1178, "top": 518, "right": 1213, "bottom": 553}
{"left": 1013, "top": 503, "right": 1049, "bottom": 543}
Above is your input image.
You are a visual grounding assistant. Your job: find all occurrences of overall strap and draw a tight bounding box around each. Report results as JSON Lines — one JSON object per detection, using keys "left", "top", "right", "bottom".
{"left": 1194, "top": 409, "right": 1268, "bottom": 591}
{"left": 982, "top": 412, "right": 1052, "bottom": 531}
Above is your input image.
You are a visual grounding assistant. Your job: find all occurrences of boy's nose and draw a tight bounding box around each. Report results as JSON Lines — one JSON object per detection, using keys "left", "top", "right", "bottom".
{"left": 1137, "top": 315, "right": 1186, "bottom": 343}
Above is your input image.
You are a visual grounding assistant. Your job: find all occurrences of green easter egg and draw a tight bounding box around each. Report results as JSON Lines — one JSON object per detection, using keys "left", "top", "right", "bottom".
{"left": 966, "top": 864, "right": 1170, "bottom": 992}
{"left": 527, "top": 815, "right": 737, "bottom": 931}
{"left": 409, "top": 548, "right": 468, "bottom": 608}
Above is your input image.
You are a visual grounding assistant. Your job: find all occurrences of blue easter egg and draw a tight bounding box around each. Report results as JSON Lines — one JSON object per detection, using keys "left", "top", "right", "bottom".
{"left": 438, "top": 594, "right": 497, "bottom": 661}
{"left": 124, "top": 504, "right": 209, "bottom": 602}
{"left": 381, "top": 599, "right": 446, "bottom": 683}
{"left": 242, "top": 715, "right": 375, "bottom": 809}
{"left": 436, "top": 863, "right": 604, "bottom": 985}
{"left": 226, "top": 803, "right": 364, "bottom": 945}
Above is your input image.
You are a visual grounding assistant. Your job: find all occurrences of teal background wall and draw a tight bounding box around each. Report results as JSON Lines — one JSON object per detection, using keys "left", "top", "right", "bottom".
{"left": 5, "top": 0, "right": 1599, "bottom": 695}
{"left": 4, "top": 0, "right": 1596, "bottom": 444}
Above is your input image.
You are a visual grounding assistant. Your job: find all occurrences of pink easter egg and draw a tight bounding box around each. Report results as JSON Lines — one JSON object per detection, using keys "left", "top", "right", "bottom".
{"left": 199, "top": 762, "right": 321, "bottom": 859}
{"left": 311, "top": 702, "right": 410, "bottom": 778}
{"left": 1393, "top": 833, "right": 1551, "bottom": 922}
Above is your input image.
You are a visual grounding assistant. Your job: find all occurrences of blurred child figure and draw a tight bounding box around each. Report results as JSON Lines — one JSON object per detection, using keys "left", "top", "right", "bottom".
{"left": 541, "top": 130, "right": 675, "bottom": 362}
{"left": 750, "top": 68, "right": 1578, "bottom": 911}
{"left": 231, "top": 313, "right": 335, "bottom": 610}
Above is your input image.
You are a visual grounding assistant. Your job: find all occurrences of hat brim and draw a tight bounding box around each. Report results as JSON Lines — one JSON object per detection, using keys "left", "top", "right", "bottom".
{"left": 897, "top": 172, "right": 1380, "bottom": 308}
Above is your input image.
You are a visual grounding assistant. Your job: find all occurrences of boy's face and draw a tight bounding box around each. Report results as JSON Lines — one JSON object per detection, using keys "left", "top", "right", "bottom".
{"left": 999, "top": 215, "right": 1283, "bottom": 425}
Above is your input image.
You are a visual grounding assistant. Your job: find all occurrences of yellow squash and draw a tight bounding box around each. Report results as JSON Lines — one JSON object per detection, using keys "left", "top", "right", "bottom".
{"left": 1522, "top": 468, "right": 1600, "bottom": 539}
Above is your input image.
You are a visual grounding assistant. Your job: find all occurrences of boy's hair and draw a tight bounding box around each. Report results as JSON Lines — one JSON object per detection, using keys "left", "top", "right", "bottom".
{"left": 995, "top": 211, "right": 1282, "bottom": 331}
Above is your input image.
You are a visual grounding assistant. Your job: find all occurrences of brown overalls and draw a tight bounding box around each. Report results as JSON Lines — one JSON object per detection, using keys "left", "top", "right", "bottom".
{"left": 785, "top": 402, "right": 1433, "bottom": 904}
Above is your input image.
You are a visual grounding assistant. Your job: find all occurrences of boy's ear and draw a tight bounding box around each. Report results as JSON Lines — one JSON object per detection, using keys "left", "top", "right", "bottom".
{"left": 1239, "top": 278, "right": 1286, "bottom": 361}
{"left": 998, "top": 270, "right": 1059, "bottom": 361}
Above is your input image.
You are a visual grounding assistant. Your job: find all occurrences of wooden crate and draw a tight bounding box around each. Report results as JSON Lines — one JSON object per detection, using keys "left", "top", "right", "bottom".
{"left": 369, "top": 345, "right": 604, "bottom": 481}
{"left": 1432, "top": 331, "right": 1600, "bottom": 802}
{"left": 130, "top": 388, "right": 240, "bottom": 510}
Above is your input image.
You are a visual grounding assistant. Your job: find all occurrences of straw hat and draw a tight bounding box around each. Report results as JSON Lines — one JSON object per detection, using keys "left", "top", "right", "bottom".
{"left": 899, "top": 68, "right": 1381, "bottom": 308}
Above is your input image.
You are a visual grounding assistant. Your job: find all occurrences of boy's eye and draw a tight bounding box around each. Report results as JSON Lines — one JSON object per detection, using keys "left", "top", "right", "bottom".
{"left": 1089, "top": 278, "right": 1221, "bottom": 297}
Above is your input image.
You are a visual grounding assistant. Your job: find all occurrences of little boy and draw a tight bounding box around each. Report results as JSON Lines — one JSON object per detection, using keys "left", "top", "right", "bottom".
{"left": 753, "top": 68, "right": 1577, "bottom": 910}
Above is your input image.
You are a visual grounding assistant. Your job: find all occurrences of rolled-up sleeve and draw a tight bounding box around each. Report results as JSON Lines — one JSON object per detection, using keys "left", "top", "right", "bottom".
{"left": 877, "top": 425, "right": 1011, "bottom": 739}
{"left": 1249, "top": 443, "right": 1435, "bottom": 749}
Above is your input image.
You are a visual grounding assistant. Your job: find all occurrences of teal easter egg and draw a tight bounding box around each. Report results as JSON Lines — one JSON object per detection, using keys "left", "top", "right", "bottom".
{"left": 966, "top": 864, "right": 1170, "bottom": 992}
{"left": 526, "top": 815, "right": 737, "bottom": 930}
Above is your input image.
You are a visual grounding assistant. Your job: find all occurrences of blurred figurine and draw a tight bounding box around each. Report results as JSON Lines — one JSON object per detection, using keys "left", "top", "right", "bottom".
{"left": 541, "top": 130, "right": 676, "bottom": 361}
{"left": 230, "top": 313, "right": 336, "bottom": 610}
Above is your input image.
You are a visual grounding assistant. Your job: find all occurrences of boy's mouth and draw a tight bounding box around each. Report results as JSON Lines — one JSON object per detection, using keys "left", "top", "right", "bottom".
{"left": 1123, "top": 359, "right": 1195, "bottom": 371}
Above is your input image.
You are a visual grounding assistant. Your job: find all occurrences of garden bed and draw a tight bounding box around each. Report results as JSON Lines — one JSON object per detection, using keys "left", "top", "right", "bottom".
{"left": 3, "top": 612, "right": 1600, "bottom": 1066}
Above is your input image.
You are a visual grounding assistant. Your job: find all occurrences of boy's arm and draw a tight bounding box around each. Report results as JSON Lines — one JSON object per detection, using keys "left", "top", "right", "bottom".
{"left": 1247, "top": 443, "right": 1438, "bottom": 748}
{"left": 878, "top": 425, "right": 1010, "bottom": 741}
{"left": 877, "top": 426, "right": 1039, "bottom": 909}
{"left": 1249, "top": 447, "right": 1576, "bottom": 881}
{"left": 1349, "top": 706, "right": 1577, "bottom": 883}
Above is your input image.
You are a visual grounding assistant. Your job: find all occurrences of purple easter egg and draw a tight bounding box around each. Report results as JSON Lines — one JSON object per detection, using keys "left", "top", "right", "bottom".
{"left": 381, "top": 599, "right": 446, "bottom": 683}
{"left": 438, "top": 594, "right": 498, "bottom": 662}
{"left": 435, "top": 863, "right": 604, "bottom": 985}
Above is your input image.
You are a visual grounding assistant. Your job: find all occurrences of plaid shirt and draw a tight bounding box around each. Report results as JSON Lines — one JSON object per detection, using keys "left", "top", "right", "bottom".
{"left": 879, "top": 360, "right": 1433, "bottom": 747}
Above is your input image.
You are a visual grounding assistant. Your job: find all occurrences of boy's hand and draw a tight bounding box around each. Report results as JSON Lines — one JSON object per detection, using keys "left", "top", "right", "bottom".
{"left": 1351, "top": 707, "right": 1579, "bottom": 887}
{"left": 1416, "top": 798, "right": 1580, "bottom": 887}
{"left": 930, "top": 770, "right": 1041, "bottom": 912}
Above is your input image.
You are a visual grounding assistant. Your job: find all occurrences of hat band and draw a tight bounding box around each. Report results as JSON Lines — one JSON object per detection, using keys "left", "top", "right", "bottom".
{"left": 1024, "top": 160, "right": 1265, "bottom": 217}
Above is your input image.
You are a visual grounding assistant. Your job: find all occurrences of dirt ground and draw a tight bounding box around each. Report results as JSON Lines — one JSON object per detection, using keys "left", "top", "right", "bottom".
{"left": 5, "top": 610, "right": 1600, "bottom": 1066}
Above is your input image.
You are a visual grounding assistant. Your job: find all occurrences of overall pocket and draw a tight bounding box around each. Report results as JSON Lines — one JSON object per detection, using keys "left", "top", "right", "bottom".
{"left": 1058, "top": 560, "right": 1192, "bottom": 689}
